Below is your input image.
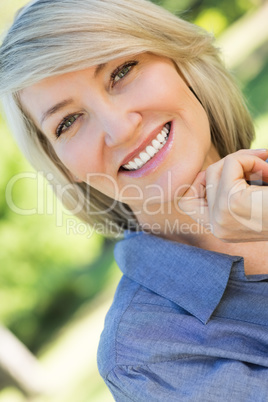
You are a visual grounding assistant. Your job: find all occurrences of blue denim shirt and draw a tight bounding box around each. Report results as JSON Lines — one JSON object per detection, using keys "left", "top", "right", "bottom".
{"left": 97, "top": 231, "right": 268, "bottom": 401}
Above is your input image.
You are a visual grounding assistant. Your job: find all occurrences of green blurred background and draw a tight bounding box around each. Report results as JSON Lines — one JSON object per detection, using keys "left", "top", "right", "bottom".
{"left": 0, "top": 0, "right": 267, "bottom": 401}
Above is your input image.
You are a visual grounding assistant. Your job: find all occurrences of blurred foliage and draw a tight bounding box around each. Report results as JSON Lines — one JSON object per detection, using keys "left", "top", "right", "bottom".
{"left": 0, "top": 114, "right": 117, "bottom": 352}
{"left": 0, "top": 0, "right": 268, "bottom": 400}
{"left": 154, "top": 0, "right": 261, "bottom": 35}
{"left": 244, "top": 54, "right": 268, "bottom": 119}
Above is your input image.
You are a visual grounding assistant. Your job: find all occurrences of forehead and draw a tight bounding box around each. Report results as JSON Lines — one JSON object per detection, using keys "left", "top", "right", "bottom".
{"left": 21, "top": 67, "right": 96, "bottom": 98}
{"left": 19, "top": 67, "right": 97, "bottom": 121}
{"left": 19, "top": 53, "right": 137, "bottom": 113}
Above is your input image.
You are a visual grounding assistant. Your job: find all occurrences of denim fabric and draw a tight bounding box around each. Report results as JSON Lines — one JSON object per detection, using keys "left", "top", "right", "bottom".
{"left": 97, "top": 231, "right": 268, "bottom": 401}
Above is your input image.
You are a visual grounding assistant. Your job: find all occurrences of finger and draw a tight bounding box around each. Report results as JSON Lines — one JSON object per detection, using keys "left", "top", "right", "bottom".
{"left": 205, "top": 150, "right": 268, "bottom": 206}
{"left": 205, "top": 159, "right": 225, "bottom": 213}
{"left": 228, "top": 186, "right": 268, "bottom": 234}
{"left": 178, "top": 197, "right": 211, "bottom": 225}
{"left": 180, "top": 170, "right": 206, "bottom": 199}
{"left": 220, "top": 154, "right": 268, "bottom": 189}
{"left": 233, "top": 148, "right": 268, "bottom": 160}
{"left": 179, "top": 171, "right": 210, "bottom": 223}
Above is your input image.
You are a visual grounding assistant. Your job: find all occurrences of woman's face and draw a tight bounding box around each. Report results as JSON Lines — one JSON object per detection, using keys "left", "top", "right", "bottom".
{"left": 21, "top": 53, "right": 219, "bottom": 213}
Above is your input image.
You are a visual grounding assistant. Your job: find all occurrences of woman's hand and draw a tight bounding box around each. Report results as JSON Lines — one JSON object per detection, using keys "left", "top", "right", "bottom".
{"left": 179, "top": 149, "right": 268, "bottom": 242}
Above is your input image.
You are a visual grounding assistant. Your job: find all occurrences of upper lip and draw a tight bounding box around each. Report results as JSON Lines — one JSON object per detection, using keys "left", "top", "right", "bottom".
{"left": 119, "top": 122, "right": 169, "bottom": 167}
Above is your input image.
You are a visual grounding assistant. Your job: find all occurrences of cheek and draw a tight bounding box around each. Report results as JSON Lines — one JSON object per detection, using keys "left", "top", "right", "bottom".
{"left": 85, "top": 175, "right": 122, "bottom": 201}
{"left": 55, "top": 141, "right": 115, "bottom": 197}
{"left": 54, "top": 134, "right": 100, "bottom": 178}
{"left": 131, "top": 65, "right": 180, "bottom": 106}
{"left": 54, "top": 142, "right": 81, "bottom": 174}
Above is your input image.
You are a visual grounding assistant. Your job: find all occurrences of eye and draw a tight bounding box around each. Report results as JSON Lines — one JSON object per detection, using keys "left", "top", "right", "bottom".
{"left": 56, "top": 113, "right": 81, "bottom": 138}
{"left": 110, "top": 60, "right": 138, "bottom": 88}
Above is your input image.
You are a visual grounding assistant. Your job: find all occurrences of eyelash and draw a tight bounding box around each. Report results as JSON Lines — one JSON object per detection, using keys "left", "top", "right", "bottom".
{"left": 110, "top": 60, "right": 138, "bottom": 88}
{"left": 56, "top": 113, "right": 82, "bottom": 138}
{"left": 55, "top": 60, "right": 138, "bottom": 138}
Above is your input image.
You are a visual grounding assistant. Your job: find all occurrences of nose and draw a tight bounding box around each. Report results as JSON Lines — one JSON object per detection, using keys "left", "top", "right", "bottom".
{"left": 97, "top": 100, "right": 142, "bottom": 148}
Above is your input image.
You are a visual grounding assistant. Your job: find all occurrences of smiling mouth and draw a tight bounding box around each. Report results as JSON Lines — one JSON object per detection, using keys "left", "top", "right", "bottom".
{"left": 121, "top": 122, "right": 171, "bottom": 171}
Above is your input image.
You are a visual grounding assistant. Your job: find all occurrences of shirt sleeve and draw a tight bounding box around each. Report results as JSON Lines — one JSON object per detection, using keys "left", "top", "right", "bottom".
{"left": 103, "top": 358, "right": 267, "bottom": 402}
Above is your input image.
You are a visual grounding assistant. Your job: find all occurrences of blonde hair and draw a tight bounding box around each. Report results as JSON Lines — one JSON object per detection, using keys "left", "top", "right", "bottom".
{"left": 0, "top": 0, "right": 255, "bottom": 236}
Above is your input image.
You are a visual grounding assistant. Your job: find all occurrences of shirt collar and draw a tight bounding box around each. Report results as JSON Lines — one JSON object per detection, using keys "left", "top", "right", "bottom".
{"left": 114, "top": 231, "right": 243, "bottom": 324}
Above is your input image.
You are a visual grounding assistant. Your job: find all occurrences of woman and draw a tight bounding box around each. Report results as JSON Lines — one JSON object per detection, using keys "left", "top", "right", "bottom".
{"left": 1, "top": 0, "right": 268, "bottom": 400}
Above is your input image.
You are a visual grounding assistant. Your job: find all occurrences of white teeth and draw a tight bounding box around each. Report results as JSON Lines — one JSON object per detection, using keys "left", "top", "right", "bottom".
{"left": 161, "top": 130, "right": 168, "bottom": 138}
{"left": 128, "top": 160, "right": 138, "bottom": 170}
{"left": 139, "top": 152, "right": 151, "bottom": 163}
{"left": 134, "top": 157, "right": 143, "bottom": 168}
{"left": 152, "top": 139, "right": 161, "bottom": 150}
{"left": 146, "top": 145, "right": 157, "bottom": 157}
{"left": 122, "top": 123, "right": 170, "bottom": 171}
{"left": 157, "top": 133, "right": 165, "bottom": 143}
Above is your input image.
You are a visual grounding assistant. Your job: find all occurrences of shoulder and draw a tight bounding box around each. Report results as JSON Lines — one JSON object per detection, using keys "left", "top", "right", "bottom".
{"left": 97, "top": 274, "right": 140, "bottom": 377}
{"left": 98, "top": 231, "right": 237, "bottom": 378}
{"left": 97, "top": 271, "right": 182, "bottom": 378}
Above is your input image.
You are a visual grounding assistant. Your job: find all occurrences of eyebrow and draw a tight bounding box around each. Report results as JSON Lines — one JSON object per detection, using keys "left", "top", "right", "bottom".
{"left": 40, "top": 99, "right": 74, "bottom": 126}
{"left": 40, "top": 64, "right": 107, "bottom": 126}
{"left": 94, "top": 62, "right": 107, "bottom": 78}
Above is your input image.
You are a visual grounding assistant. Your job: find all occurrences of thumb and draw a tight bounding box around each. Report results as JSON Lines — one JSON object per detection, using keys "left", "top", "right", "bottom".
{"left": 178, "top": 171, "right": 210, "bottom": 224}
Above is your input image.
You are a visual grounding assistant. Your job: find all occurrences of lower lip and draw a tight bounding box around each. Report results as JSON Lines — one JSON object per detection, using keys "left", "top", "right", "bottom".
{"left": 120, "top": 121, "right": 174, "bottom": 178}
